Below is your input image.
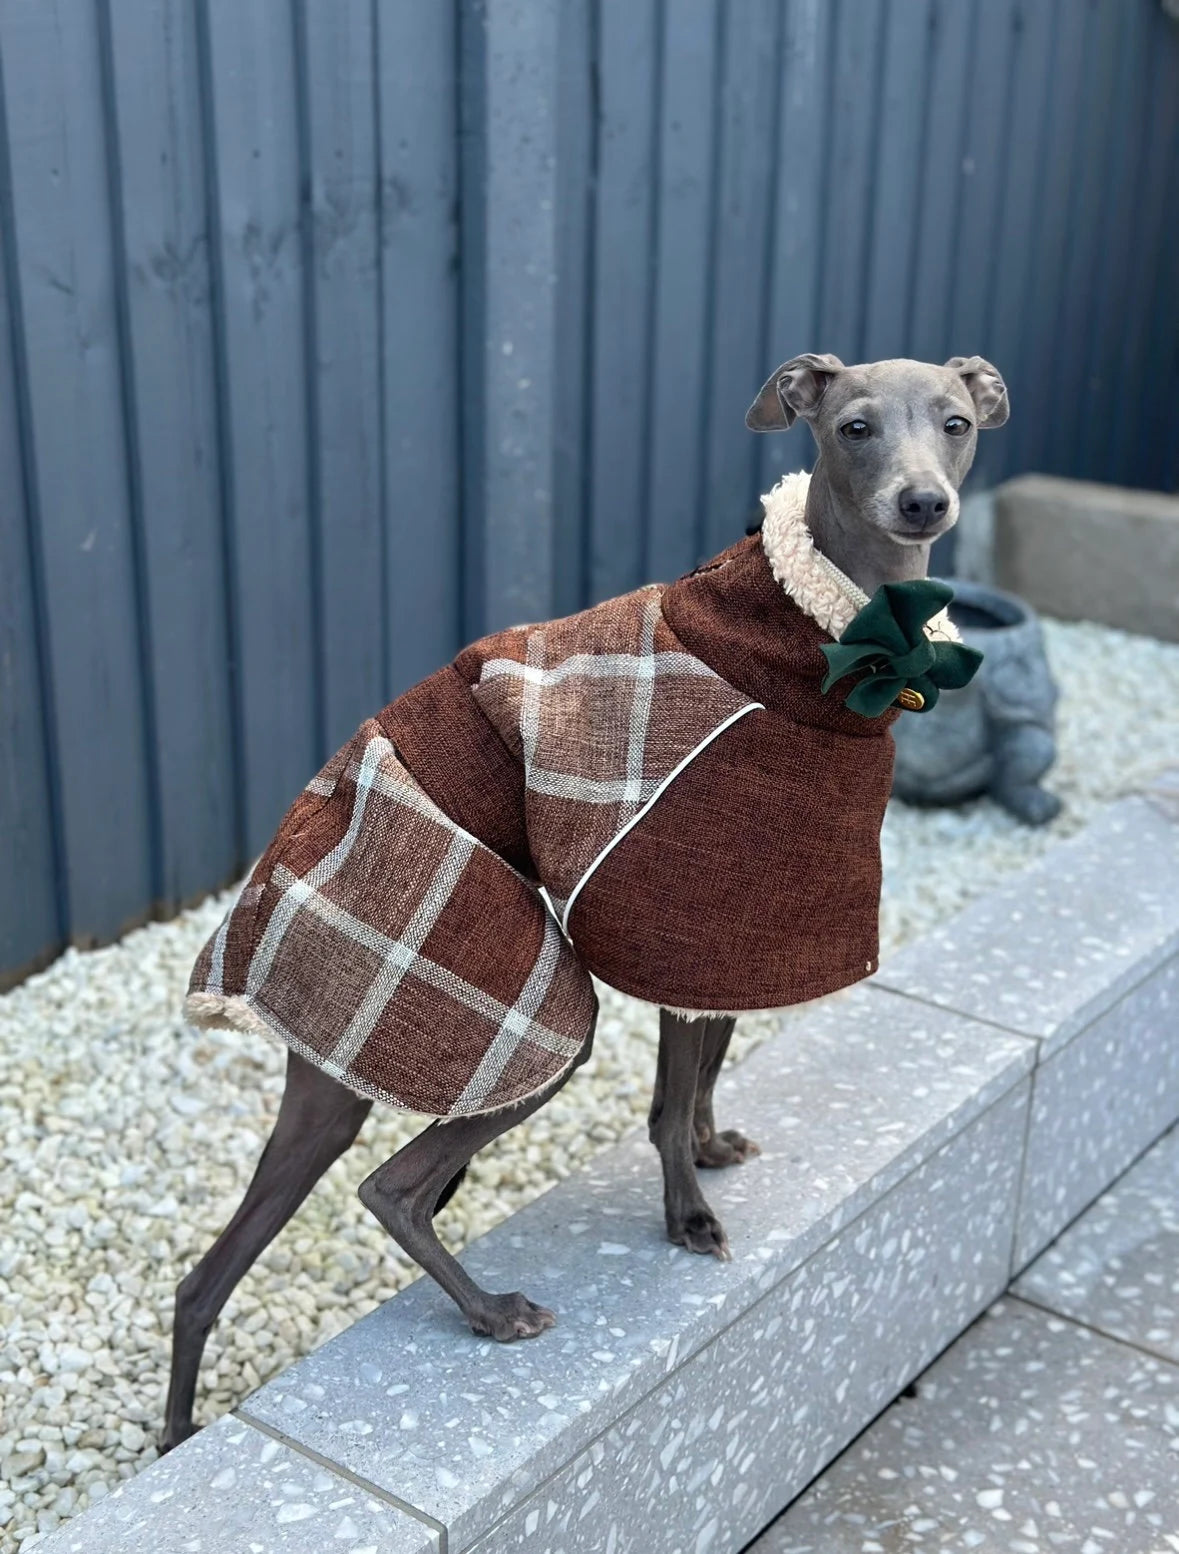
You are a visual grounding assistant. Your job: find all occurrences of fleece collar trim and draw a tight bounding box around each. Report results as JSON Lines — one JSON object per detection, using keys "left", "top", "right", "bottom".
{"left": 758, "top": 471, "right": 960, "bottom": 644}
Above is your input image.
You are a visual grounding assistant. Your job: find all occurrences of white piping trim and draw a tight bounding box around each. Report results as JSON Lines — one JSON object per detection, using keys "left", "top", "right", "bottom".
{"left": 559, "top": 700, "right": 763, "bottom": 935}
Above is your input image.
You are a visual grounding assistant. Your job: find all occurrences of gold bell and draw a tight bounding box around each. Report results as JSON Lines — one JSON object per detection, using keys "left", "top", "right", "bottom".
{"left": 896, "top": 687, "right": 925, "bottom": 712}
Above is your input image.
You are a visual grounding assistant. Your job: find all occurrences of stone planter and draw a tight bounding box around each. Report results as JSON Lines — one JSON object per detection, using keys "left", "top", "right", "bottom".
{"left": 892, "top": 579, "right": 1061, "bottom": 824}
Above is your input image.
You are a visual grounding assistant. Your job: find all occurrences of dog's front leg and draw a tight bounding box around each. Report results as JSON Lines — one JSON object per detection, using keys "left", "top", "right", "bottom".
{"left": 692, "top": 1016, "right": 761, "bottom": 1168}
{"left": 649, "top": 1011, "right": 730, "bottom": 1259}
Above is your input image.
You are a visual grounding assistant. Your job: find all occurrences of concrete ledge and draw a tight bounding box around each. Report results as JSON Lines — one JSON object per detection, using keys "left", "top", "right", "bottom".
{"left": 36, "top": 785, "right": 1179, "bottom": 1554}
{"left": 994, "top": 474, "right": 1179, "bottom": 641}
{"left": 875, "top": 776, "right": 1179, "bottom": 1269}
{"left": 33, "top": 1413, "right": 439, "bottom": 1553}
{"left": 233, "top": 987, "right": 1029, "bottom": 1552}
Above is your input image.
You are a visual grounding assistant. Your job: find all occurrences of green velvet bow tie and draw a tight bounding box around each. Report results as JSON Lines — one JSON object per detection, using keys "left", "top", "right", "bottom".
{"left": 819, "top": 578, "right": 983, "bottom": 718}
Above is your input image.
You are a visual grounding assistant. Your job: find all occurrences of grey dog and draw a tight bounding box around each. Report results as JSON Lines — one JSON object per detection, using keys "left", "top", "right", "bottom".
{"left": 163, "top": 353, "right": 1008, "bottom": 1451}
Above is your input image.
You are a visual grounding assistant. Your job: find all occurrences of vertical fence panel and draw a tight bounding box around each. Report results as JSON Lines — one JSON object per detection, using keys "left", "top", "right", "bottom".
{"left": 200, "top": 0, "right": 316, "bottom": 854}
{"left": 861, "top": 0, "right": 933, "bottom": 364}
{"left": 1105, "top": 19, "right": 1179, "bottom": 489}
{"left": 298, "top": 0, "right": 384, "bottom": 749}
{"left": 700, "top": 0, "right": 783, "bottom": 556}
{"left": 104, "top": 0, "right": 238, "bottom": 907}
{"left": 0, "top": 172, "right": 60, "bottom": 983}
{"left": 1006, "top": 3, "right": 1087, "bottom": 478}
{"left": 758, "top": 0, "right": 834, "bottom": 490}
{"left": 0, "top": 0, "right": 155, "bottom": 942}
{"left": 983, "top": 0, "right": 1055, "bottom": 487}
{"left": 643, "top": 0, "right": 718, "bottom": 582}
{"left": 378, "top": 0, "right": 462, "bottom": 693}
{"left": 907, "top": 0, "right": 975, "bottom": 364}
{"left": 1043, "top": 0, "right": 1125, "bottom": 477}
{"left": 2, "top": 0, "right": 1177, "bottom": 983}
{"left": 816, "top": 0, "right": 887, "bottom": 364}
{"left": 1077, "top": 0, "right": 1153, "bottom": 484}
{"left": 1134, "top": 78, "right": 1179, "bottom": 494}
{"left": 950, "top": 0, "right": 1018, "bottom": 489}
{"left": 586, "top": 0, "right": 661, "bottom": 602}
{"left": 550, "top": 0, "right": 594, "bottom": 617}
{"left": 459, "top": 0, "right": 561, "bottom": 636}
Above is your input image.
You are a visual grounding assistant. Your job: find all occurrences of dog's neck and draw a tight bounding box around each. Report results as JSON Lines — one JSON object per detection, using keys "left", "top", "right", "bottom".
{"left": 758, "top": 470, "right": 959, "bottom": 645}
{"left": 804, "top": 458, "right": 933, "bottom": 596}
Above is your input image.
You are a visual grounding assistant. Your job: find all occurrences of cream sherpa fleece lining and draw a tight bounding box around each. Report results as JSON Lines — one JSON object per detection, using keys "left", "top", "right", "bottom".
{"left": 758, "top": 471, "right": 960, "bottom": 644}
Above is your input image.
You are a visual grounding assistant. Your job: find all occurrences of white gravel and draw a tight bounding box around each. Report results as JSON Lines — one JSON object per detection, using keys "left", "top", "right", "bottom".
{"left": 2, "top": 615, "right": 1178, "bottom": 1549}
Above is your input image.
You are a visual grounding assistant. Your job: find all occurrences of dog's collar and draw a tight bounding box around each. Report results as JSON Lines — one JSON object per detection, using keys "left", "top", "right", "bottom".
{"left": 758, "top": 471, "right": 959, "bottom": 644}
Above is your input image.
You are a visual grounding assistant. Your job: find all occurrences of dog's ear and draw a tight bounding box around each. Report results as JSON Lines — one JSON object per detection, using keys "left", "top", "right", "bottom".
{"left": 945, "top": 356, "right": 1009, "bottom": 429}
{"left": 746, "top": 353, "right": 844, "bottom": 431}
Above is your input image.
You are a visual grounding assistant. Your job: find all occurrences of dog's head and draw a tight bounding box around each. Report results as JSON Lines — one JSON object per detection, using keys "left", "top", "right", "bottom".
{"left": 746, "top": 355, "right": 1008, "bottom": 545}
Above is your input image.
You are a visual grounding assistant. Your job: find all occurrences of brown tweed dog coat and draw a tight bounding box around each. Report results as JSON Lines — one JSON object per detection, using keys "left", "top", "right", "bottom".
{"left": 187, "top": 474, "right": 959, "bottom": 1118}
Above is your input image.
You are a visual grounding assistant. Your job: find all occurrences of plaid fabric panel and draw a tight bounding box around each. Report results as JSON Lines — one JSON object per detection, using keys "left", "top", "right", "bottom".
{"left": 190, "top": 725, "right": 594, "bottom": 1117}
{"left": 469, "top": 587, "right": 759, "bottom": 914}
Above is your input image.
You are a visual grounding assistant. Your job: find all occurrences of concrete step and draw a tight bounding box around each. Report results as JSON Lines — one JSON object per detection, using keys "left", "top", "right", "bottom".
{"left": 36, "top": 779, "right": 1179, "bottom": 1554}
{"left": 753, "top": 1122, "right": 1179, "bottom": 1554}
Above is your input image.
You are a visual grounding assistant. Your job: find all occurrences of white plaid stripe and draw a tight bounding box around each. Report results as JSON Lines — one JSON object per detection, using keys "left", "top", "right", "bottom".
{"left": 451, "top": 910, "right": 566, "bottom": 1113}
{"left": 520, "top": 627, "right": 545, "bottom": 770}
{"left": 489, "top": 591, "right": 722, "bottom": 814}
{"left": 206, "top": 914, "right": 231, "bottom": 996}
{"left": 525, "top": 768, "right": 660, "bottom": 804}
{"left": 262, "top": 864, "right": 580, "bottom": 1067}
{"left": 620, "top": 591, "right": 661, "bottom": 813}
{"left": 478, "top": 649, "right": 719, "bottom": 687}
{"left": 320, "top": 827, "right": 476, "bottom": 1077}
{"left": 246, "top": 734, "right": 394, "bottom": 999}
{"left": 239, "top": 729, "right": 582, "bottom": 1105}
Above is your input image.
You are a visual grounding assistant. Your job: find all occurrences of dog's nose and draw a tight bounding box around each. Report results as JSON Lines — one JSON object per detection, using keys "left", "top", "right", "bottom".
{"left": 897, "top": 487, "right": 949, "bottom": 526}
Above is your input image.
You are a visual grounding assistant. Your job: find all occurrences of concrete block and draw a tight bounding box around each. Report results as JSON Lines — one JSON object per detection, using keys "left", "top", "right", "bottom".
{"left": 465, "top": 1086, "right": 1028, "bottom": 1554}
{"left": 749, "top": 1298, "right": 1179, "bottom": 1554}
{"left": 33, "top": 1413, "right": 438, "bottom": 1554}
{"left": 1012, "top": 955, "right": 1179, "bottom": 1270}
{"left": 1014, "top": 1122, "right": 1179, "bottom": 1361}
{"left": 874, "top": 791, "right": 1179, "bottom": 1057}
{"left": 238, "top": 986, "right": 1030, "bottom": 1552}
{"left": 994, "top": 473, "right": 1179, "bottom": 641}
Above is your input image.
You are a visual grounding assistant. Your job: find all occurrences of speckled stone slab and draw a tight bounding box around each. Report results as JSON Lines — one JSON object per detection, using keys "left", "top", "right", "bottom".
{"left": 750, "top": 1298, "right": 1179, "bottom": 1554}
{"left": 462, "top": 1087, "right": 1028, "bottom": 1554}
{"left": 874, "top": 791, "right": 1179, "bottom": 1057}
{"left": 1013, "top": 953, "right": 1179, "bottom": 1269}
{"left": 239, "top": 986, "right": 1030, "bottom": 1551}
{"left": 33, "top": 1413, "right": 438, "bottom": 1554}
{"left": 1015, "top": 1123, "right": 1179, "bottom": 1359}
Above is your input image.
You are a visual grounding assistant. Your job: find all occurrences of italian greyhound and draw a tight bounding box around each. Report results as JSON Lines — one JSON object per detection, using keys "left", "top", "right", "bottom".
{"left": 163, "top": 354, "right": 1008, "bottom": 1450}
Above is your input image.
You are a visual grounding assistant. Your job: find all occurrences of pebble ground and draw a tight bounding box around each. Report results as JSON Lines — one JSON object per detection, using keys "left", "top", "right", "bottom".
{"left": 2, "top": 617, "right": 1178, "bottom": 1550}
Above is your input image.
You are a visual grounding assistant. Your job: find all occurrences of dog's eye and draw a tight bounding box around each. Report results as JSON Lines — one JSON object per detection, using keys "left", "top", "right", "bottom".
{"left": 839, "top": 419, "right": 871, "bottom": 441}
{"left": 944, "top": 416, "right": 971, "bottom": 436}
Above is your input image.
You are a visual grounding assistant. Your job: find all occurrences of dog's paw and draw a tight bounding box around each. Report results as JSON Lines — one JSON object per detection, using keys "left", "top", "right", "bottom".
{"left": 667, "top": 1207, "right": 731, "bottom": 1260}
{"left": 159, "top": 1420, "right": 200, "bottom": 1455}
{"left": 467, "top": 1291, "right": 557, "bottom": 1342}
{"left": 695, "top": 1125, "right": 761, "bottom": 1169}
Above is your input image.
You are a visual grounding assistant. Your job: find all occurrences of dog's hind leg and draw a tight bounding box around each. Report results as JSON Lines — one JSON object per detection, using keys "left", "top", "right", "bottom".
{"left": 692, "top": 1016, "right": 760, "bottom": 1169}
{"left": 358, "top": 1015, "right": 596, "bottom": 1342}
{"left": 649, "top": 1011, "right": 730, "bottom": 1260}
{"left": 162, "top": 1051, "right": 372, "bottom": 1452}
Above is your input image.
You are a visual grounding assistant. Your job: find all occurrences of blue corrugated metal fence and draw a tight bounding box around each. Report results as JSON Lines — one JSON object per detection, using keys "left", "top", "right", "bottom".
{"left": 2, "top": 0, "right": 1177, "bottom": 983}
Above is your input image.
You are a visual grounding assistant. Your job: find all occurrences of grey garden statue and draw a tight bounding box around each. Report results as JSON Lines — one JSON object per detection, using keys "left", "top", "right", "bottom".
{"left": 891, "top": 578, "right": 1061, "bottom": 824}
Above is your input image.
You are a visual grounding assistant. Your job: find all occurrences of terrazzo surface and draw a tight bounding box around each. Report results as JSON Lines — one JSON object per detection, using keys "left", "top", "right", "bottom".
{"left": 1015, "top": 1123, "right": 1179, "bottom": 1363}
{"left": 874, "top": 786, "right": 1179, "bottom": 1054}
{"left": 753, "top": 1125, "right": 1179, "bottom": 1554}
{"left": 5, "top": 619, "right": 1179, "bottom": 1550}
{"left": 753, "top": 1299, "right": 1179, "bottom": 1554}
{"left": 464, "top": 1089, "right": 1028, "bottom": 1554}
{"left": 239, "top": 990, "right": 1030, "bottom": 1547}
{"left": 1012, "top": 953, "right": 1179, "bottom": 1269}
{"left": 32, "top": 1414, "right": 436, "bottom": 1554}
